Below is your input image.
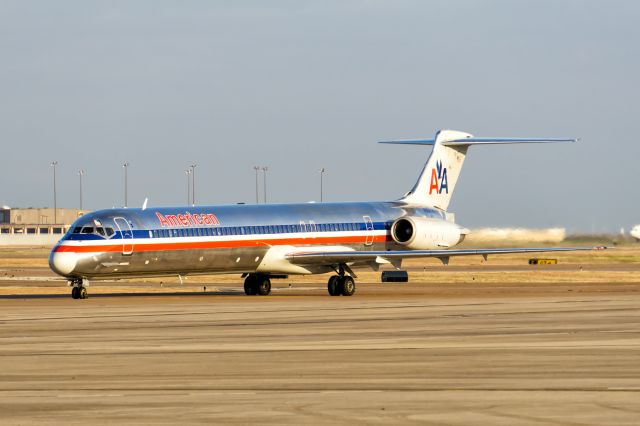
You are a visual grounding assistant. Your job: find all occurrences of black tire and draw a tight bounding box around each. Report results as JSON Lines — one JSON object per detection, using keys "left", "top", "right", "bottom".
{"left": 79, "top": 287, "right": 88, "bottom": 299}
{"left": 257, "top": 277, "right": 271, "bottom": 296}
{"left": 71, "top": 287, "right": 80, "bottom": 299}
{"left": 244, "top": 275, "right": 258, "bottom": 295}
{"left": 327, "top": 275, "right": 340, "bottom": 296}
{"left": 340, "top": 276, "right": 356, "bottom": 296}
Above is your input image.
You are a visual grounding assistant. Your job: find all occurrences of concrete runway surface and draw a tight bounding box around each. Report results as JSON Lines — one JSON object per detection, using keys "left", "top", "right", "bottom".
{"left": 1, "top": 280, "right": 640, "bottom": 425}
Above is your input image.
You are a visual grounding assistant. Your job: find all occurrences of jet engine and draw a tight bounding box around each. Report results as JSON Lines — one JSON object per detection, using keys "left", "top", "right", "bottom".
{"left": 390, "top": 216, "right": 466, "bottom": 250}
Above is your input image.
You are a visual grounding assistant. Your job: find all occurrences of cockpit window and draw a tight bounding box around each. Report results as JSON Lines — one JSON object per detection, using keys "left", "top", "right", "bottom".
{"left": 70, "top": 223, "right": 116, "bottom": 239}
{"left": 81, "top": 226, "right": 94, "bottom": 234}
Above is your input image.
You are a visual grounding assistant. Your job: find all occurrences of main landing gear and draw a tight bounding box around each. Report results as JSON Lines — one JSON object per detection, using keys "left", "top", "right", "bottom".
{"left": 244, "top": 274, "right": 271, "bottom": 296}
{"left": 69, "top": 278, "right": 88, "bottom": 300}
{"left": 327, "top": 275, "right": 356, "bottom": 296}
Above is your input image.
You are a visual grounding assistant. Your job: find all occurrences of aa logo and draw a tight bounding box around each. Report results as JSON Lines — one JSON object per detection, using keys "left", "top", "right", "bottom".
{"left": 429, "top": 160, "right": 448, "bottom": 194}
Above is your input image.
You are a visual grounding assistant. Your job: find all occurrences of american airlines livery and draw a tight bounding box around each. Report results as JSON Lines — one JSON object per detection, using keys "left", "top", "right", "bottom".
{"left": 50, "top": 129, "right": 603, "bottom": 299}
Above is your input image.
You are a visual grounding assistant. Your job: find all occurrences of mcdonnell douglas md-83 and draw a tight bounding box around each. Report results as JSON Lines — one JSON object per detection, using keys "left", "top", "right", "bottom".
{"left": 50, "top": 129, "right": 602, "bottom": 299}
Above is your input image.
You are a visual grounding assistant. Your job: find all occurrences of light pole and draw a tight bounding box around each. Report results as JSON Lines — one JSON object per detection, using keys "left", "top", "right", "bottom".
{"left": 190, "top": 164, "right": 197, "bottom": 206}
{"left": 253, "top": 166, "right": 260, "bottom": 204}
{"left": 185, "top": 169, "right": 191, "bottom": 205}
{"left": 78, "top": 169, "right": 85, "bottom": 210}
{"left": 123, "top": 162, "right": 130, "bottom": 208}
{"left": 51, "top": 161, "right": 58, "bottom": 224}
{"left": 261, "top": 166, "right": 268, "bottom": 204}
{"left": 318, "top": 167, "right": 325, "bottom": 202}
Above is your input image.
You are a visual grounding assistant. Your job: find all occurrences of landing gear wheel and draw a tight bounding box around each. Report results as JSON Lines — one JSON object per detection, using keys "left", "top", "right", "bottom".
{"left": 244, "top": 275, "right": 258, "bottom": 295}
{"left": 340, "top": 276, "right": 356, "bottom": 296}
{"left": 257, "top": 277, "right": 271, "bottom": 296}
{"left": 71, "top": 286, "right": 80, "bottom": 299}
{"left": 79, "top": 287, "right": 88, "bottom": 299}
{"left": 327, "top": 275, "right": 340, "bottom": 296}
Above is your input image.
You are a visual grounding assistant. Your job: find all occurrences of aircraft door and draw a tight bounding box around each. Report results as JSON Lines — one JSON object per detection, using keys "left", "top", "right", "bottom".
{"left": 114, "top": 217, "right": 134, "bottom": 255}
{"left": 363, "top": 216, "right": 374, "bottom": 246}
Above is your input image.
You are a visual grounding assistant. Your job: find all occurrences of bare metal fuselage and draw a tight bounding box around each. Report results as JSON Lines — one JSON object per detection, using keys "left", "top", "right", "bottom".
{"left": 49, "top": 201, "right": 448, "bottom": 280}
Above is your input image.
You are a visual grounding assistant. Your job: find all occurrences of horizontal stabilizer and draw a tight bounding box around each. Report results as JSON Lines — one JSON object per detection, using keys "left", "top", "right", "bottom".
{"left": 379, "top": 137, "right": 578, "bottom": 146}
{"left": 380, "top": 129, "right": 578, "bottom": 210}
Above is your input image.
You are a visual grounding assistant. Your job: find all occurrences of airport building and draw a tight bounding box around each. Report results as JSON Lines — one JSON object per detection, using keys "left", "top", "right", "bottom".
{"left": 0, "top": 207, "right": 87, "bottom": 245}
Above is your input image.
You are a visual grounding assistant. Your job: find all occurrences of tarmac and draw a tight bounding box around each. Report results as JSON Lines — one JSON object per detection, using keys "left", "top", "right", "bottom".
{"left": 1, "top": 248, "right": 639, "bottom": 425}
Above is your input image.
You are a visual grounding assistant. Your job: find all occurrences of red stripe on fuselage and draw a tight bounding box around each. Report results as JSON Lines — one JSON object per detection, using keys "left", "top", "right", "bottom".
{"left": 53, "top": 234, "right": 390, "bottom": 253}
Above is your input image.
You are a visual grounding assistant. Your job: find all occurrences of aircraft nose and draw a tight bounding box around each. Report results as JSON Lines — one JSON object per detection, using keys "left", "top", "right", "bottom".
{"left": 49, "top": 249, "right": 77, "bottom": 276}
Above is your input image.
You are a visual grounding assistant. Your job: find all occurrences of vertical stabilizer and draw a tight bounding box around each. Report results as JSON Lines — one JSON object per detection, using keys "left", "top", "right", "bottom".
{"left": 401, "top": 130, "right": 472, "bottom": 210}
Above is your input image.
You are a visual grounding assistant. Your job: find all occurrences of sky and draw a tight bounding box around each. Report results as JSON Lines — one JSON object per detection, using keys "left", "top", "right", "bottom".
{"left": 0, "top": 0, "right": 638, "bottom": 233}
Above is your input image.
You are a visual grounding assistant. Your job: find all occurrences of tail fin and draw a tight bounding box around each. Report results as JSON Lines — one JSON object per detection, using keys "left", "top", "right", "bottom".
{"left": 380, "top": 129, "right": 577, "bottom": 211}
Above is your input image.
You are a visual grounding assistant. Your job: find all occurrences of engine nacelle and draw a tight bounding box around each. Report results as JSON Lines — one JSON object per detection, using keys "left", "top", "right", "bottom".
{"left": 391, "top": 216, "right": 466, "bottom": 250}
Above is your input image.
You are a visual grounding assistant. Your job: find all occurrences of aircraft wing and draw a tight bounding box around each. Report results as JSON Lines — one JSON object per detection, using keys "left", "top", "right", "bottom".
{"left": 286, "top": 247, "right": 606, "bottom": 266}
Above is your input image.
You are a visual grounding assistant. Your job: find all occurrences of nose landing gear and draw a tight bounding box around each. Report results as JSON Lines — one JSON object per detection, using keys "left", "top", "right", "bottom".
{"left": 69, "top": 278, "right": 88, "bottom": 299}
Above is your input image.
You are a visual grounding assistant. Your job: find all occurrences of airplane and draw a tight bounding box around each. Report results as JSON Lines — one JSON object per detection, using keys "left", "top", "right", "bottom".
{"left": 631, "top": 225, "right": 640, "bottom": 241}
{"left": 49, "top": 129, "right": 604, "bottom": 299}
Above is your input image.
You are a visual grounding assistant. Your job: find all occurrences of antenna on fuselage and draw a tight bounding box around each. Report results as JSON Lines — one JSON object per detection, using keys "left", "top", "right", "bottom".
{"left": 142, "top": 198, "right": 148, "bottom": 210}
